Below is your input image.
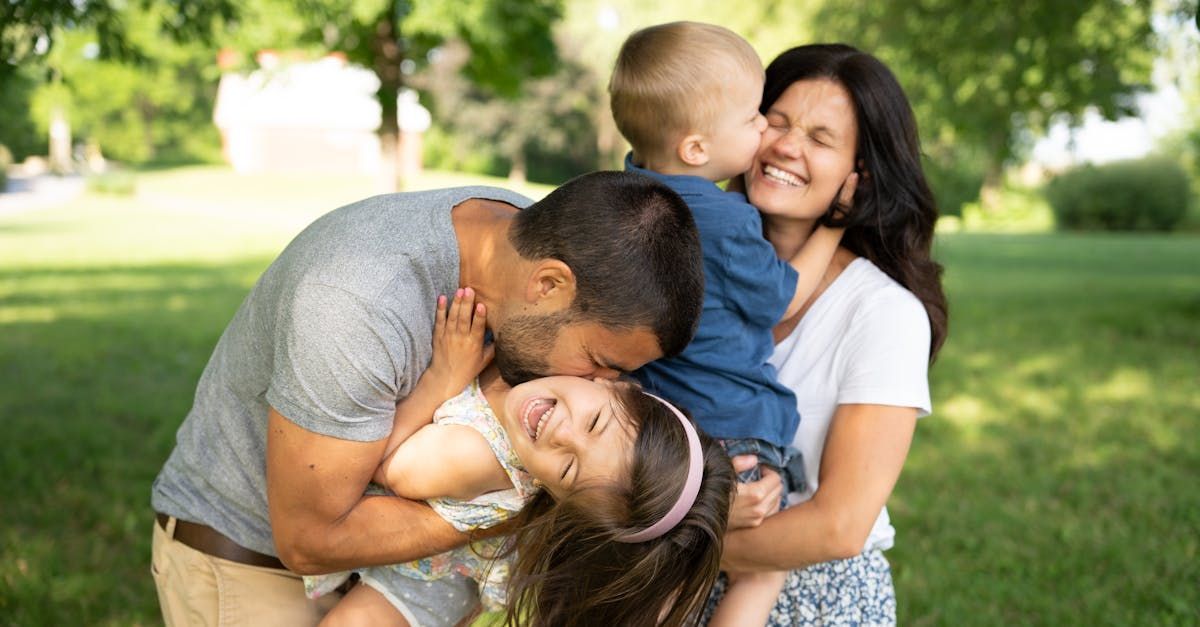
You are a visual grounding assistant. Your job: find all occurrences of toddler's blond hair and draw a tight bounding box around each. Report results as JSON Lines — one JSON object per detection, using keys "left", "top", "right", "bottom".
{"left": 609, "top": 21, "right": 762, "bottom": 162}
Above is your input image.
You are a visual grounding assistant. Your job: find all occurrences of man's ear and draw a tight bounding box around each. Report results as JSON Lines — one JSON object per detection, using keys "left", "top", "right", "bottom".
{"left": 524, "top": 259, "right": 576, "bottom": 310}
{"left": 677, "top": 134, "right": 710, "bottom": 167}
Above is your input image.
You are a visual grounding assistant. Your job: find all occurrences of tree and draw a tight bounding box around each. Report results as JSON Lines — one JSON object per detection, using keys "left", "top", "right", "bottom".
{"left": 1, "top": 0, "right": 235, "bottom": 72}
{"left": 230, "top": 0, "right": 562, "bottom": 188}
{"left": 416, "top": 40, "right": 602, "bottom": 184}
{"left": 1, "top": 0, "right": 235, "bottom": 165}
{"left": 28, "top": 10, "right": 224, "bottom": 165}
{"left": 813, "top": 0, "right": 1161, "bottom": 209}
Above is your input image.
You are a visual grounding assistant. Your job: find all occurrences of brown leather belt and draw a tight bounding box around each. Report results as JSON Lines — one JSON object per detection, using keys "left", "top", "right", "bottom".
{"left": 156, "top": 512, "right": 286, "bottom": 570}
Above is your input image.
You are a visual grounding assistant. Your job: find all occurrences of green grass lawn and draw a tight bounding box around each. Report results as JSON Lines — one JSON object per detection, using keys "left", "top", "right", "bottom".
{"left": 1, "top": 167, "right": 1197, "bottom": 625}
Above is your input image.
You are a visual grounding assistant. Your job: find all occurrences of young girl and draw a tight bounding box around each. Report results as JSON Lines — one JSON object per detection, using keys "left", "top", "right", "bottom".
{"left": 308, "top": 288, "right": 736, "bottom": 627}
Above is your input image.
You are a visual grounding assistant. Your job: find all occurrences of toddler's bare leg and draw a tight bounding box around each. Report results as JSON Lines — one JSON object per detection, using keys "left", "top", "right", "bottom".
{"left": 319, "top": 583, "right": 410, "bottom": 627}
{"left": 707, "top": 570, "right": 788, "bottom": 627}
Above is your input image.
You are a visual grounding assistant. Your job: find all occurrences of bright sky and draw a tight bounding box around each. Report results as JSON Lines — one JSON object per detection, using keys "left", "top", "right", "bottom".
{"left": 1032, "top": 84, "right": 1188, "bottom": 168}
{"left": 1033, "top": 17, "right": 1197, "bottom": 168}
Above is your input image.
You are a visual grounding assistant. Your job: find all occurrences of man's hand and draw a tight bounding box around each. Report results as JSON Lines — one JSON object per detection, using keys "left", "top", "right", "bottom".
{"left": 726, "top": 455, "right": 783, "bottom": 530}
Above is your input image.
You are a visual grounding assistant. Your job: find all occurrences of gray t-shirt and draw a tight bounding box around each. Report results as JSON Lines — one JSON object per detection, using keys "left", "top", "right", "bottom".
{"left": 151, "top": 186, "right": 533, "bottom": 556}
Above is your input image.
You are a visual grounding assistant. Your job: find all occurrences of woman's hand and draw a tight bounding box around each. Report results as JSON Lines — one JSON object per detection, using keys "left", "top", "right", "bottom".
{"left": 420, "top": 287, "right": 494, "bottom": 401}
{"left": 725, "top": 455, "right": 784, "bottom": 530}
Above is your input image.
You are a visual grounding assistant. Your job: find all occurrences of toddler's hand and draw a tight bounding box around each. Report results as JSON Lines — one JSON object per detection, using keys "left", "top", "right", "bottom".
{"left": 422, "top": 287, "right": 494, "bottom": 400}
{"left": 821, "top": 170, "right": 859, "bottom": 225}
{"left": 726, "top": 459, "right": 783, "bottom": 530}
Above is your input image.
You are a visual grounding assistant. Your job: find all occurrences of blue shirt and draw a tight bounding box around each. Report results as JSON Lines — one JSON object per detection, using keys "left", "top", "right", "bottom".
{"left": 626, "top": 156, "right": 801, "bottom": 447}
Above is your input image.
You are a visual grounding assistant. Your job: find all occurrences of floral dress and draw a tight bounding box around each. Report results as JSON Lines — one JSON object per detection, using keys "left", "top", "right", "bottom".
{"left": 304, "top": 379, "right": 538, "bottom": 610}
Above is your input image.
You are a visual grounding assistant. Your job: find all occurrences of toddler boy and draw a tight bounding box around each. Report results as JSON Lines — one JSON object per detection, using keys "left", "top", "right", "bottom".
{"left": 611, "top": 21, "right": 845, "bottom": 626}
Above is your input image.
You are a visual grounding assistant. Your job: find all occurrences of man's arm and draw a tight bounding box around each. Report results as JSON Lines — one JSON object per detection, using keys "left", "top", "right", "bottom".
{"left": 266, "top": 407, "right": 468, "bottom": 575}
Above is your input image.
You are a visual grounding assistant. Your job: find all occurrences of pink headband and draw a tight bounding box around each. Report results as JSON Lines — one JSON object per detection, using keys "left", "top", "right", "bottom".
{"left": 617, "top": 393, "right": 704, "bottom": 543}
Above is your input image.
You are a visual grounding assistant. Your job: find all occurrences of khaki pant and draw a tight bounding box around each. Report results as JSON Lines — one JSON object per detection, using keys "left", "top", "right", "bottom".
{"left": 151, "top": 516, "right": 341, "bottom": 626}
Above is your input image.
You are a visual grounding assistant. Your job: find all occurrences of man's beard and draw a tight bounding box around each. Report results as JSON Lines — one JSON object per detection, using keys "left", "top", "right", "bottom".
{"left": 493, "top": 311, "right": 572, "bottom": 386}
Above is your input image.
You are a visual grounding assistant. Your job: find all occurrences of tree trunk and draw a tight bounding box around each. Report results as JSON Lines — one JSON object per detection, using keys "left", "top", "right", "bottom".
{"left": 978, "top": 160, "right": 1004, "bottom": 212}
{"left": 508, "top": 149, "right": 526, "bottom": 185}
{"left": 373, "top": 9, "right": 404, "bottom": 192}
{"left": 978, "top": 135, "right": 1008, "bottom": 213}
{"left": 49, "top": 106, "right": 72, "bottom": 174}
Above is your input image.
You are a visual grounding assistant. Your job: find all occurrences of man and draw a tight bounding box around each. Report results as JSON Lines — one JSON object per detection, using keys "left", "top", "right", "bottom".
{"left": 149, "top": 171, "right": 704, "bottom": 624}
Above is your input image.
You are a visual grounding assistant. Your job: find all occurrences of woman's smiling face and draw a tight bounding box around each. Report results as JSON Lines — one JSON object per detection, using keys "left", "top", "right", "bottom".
{"left": 747, "top": 78, "right": 859, "bottom": 222}
{"left": 501, "top": 376, "right": 636, "bottom": 498}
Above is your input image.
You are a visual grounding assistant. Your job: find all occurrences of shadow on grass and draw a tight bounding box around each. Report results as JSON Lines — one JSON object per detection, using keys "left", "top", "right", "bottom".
{"left": 889, "top": 234, "right": 1199, "bottom": 625}
{"left": 0, "top": 258, "right": 272, "bottom": 625}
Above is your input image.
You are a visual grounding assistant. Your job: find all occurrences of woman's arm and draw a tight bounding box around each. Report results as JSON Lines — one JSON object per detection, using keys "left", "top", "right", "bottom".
{"left": 721, "top": 402, "right": 917, "bottom": 572}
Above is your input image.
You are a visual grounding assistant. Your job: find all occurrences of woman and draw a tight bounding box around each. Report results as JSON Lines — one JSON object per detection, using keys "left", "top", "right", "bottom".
{"left": 702, "top": 44, "right": 949, "bottom": 624}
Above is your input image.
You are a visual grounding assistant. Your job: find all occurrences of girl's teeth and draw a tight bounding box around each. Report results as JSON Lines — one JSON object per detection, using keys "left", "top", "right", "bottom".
{"left": 522, "top": 398, "right": 556, "bottom": 440}
{"left": 534, "top": 407, "right": 553, "bottom": 439}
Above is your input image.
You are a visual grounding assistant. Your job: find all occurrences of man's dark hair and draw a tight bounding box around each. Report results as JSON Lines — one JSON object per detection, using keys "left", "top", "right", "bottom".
{"left": 509, "top": 171, "right": 703, "bottom": 358}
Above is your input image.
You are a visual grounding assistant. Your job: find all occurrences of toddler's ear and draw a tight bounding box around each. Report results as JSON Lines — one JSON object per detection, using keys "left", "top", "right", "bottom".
{"left": 677, "top": 134, "right": 710, "bottom": 167}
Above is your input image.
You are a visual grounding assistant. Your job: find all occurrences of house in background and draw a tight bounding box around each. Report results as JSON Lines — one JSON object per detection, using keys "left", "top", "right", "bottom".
{"left": 213, "top": 51, "right": 430, "bottom": 177}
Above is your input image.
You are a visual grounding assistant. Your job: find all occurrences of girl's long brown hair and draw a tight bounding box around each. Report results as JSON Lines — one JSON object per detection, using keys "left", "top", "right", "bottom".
{"left": 499, "top": 386, "right": 735, "bottom": 626}
{"left": 764, "top": 44, "right": 949, "bottom": 361}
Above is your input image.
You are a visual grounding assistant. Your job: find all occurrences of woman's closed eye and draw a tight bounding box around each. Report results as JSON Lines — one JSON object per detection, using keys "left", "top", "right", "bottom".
{"left": 588, "top": 412, "right": 600, "bottom": 433}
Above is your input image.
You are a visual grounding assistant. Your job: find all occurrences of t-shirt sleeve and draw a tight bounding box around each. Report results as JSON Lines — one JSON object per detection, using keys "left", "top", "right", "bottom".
{"left": 716, "top": 216, "right": 800, "bottom": 328}
{"left": 266, "top": 281, "right": 406, "bottom": 442}
{"left": 837, "top": 290, "right": 933, "bottom": 416}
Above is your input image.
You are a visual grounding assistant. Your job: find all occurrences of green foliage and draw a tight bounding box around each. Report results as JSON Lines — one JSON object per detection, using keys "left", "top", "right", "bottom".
{"left": 422, "top": 125, "right": 506, "bottom": 177}
{"left": 416, "top": 43, "right": 602, "bottom": 183}
{"left": 404, "top": 0, "right": 561, "bottom": 98}
{"left": 0, "top": 66, "right": 45, "bottom": 161}
{"left": 814, "top": 0, "right": 1158, "bottom": 191}
{"left": 2, "top": 169, "right": 1199, "bottom": 623}
{"left": 1, "top": 0, "right": 235, "bottom": 68}
{"left": 1046, "top": 157, "right": 1193, "bottom": 231}
{"left": 0, "top": 143, "right": 10, "bottom": 191}
{"left": 26, "top": 11, "right": 225, "bottom": 166}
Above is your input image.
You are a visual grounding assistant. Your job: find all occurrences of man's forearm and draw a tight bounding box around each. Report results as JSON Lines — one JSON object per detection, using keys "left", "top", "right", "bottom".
{"left": 280, "top": 494, "right": 467, "bottom": 575}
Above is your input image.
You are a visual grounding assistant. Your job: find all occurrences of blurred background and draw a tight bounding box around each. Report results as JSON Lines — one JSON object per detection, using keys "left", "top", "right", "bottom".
{"left": 1, "top": 1, "right": 1197, "bottom": 624}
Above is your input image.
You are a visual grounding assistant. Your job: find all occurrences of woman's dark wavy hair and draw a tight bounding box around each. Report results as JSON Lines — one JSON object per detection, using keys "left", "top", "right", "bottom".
{"left": 497, "top": 383, "right": 735, "bottom": 627}
{"left": 764, "top": 44, "right": 948, "bottom": 360}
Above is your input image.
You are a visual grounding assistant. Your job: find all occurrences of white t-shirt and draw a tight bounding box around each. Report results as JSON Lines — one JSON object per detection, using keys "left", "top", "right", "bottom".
{"left": 770, "top": 257, "right": 932, "bottom": 553}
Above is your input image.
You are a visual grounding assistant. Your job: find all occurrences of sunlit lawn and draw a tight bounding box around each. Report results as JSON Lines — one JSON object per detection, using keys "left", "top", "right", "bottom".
{"left": 1, "top": 167, "right": 1196, "bottom": 625}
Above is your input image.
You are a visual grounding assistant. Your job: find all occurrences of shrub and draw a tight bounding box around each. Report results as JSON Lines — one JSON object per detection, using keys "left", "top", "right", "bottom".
{"left": 86, "top": 170, "right": 136, "bottom": 195}
{"left": 923, "top": 143, "right": 988, "bottom": 218}
{"left": 0, "top": 143, "right": 11, "bottom": 192}
{"left": 1045, "top": 157, "right": 1193, "bottom": 232}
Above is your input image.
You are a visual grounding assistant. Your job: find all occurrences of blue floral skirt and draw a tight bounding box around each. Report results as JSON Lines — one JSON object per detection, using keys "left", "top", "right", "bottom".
{"left": 700, "top": 550, "right": 896, "bottom": 626}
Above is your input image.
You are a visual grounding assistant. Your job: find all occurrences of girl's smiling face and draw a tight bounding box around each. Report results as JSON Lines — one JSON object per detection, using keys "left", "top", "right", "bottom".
{"left": 501, "top": 376, "right": 636, "bottom": 498}
{"left": 747, "top": 78, "right": 859, "bottom": 222}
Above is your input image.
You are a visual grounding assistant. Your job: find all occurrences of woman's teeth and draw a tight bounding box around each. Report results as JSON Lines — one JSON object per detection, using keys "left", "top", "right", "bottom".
{"left": 764, "top": 164, "right": 802, "bottom": 186}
